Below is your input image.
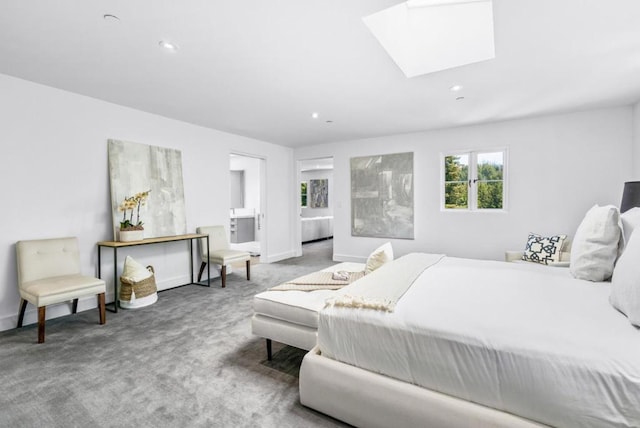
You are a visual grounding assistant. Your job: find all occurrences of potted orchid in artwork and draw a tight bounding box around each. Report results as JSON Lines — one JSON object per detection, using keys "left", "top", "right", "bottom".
{"left": 118, "top": 190, "right": 151, "bottom": 242}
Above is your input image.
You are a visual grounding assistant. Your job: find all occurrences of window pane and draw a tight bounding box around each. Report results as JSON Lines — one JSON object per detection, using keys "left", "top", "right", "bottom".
{"left": 477, "top": 152, "right": 503, "bottom": 180}
{"left": 444, "top": 155, "right": 468, "bottom": 182}
{"left": 301, "top": 182, "right": 307, "bottom": 207}
{"left": 445, "top": 182, "right": 468, "bottom": 209}
{"left": 477, "top": 181, "right": 503, "bottom": 209}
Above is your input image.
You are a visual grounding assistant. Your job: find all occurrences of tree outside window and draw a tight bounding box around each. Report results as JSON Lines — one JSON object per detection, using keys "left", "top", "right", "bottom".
{"left": 443, "top": 150, "right": 506, "bottom": 211}
{"left": 301, "top": 181, "right": 308, "bottom": 208}
{"left": 444, "top": 154, "right": 469, "bottom": 209}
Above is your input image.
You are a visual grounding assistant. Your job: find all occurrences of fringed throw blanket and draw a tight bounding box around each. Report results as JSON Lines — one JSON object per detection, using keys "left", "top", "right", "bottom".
{"left": 325, "top": 253, "right": 444, "bottom": 312}
{"left": 270, "top": 270, "right": 365, "bottom": 291}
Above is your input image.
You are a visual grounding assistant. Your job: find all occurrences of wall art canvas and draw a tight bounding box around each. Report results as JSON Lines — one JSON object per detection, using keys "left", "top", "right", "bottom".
{"left": 351, "top": 152, "right": 414, "bottom": 239}
{"left": 309, "top": 179, "right": 329, "bottom": 208}
{"left": 108, "top": 139, "right": 187, "bottom": 240}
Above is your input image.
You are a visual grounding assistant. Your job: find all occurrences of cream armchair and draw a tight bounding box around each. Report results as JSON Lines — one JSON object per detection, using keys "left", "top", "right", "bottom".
{"left": 16, "top": 237, "right": 106, "bottom": 343}
{"left": 196, "top": 225, "right": 251, "bottom": 288}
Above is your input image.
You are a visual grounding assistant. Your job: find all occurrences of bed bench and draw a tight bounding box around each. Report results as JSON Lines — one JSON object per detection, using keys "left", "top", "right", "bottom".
{"left": 251, "top": 262, "right": 365, "bottom": 359}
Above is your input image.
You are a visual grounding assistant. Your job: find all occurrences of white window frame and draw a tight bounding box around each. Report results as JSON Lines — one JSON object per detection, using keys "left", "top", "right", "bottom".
{"left": 440, "top": 148, "right": 508, "bottom": 212}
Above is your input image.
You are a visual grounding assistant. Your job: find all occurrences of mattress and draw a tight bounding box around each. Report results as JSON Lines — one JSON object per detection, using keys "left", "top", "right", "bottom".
{"left": 253, "top": 262, "right": 365, "bottom": 328}
{"left": 318, "top": 256, "right": 640, "bottom": 428}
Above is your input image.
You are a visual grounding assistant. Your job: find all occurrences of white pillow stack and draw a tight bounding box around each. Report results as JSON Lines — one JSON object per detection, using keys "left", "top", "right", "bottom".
{"left": 365, "top": 242, "right": 394, "bottom": 274}
{"left": 620, "top": 207, "right": 640, "bottom": 250}
{"left": 570, "top": 205, "right": 622, "bottom": 281}
{"left": 610, "top": 229, "right": 640, "bottom": 327}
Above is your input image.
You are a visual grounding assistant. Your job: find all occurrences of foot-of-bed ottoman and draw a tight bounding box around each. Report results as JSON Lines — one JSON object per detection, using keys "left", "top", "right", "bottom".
{"left": 251, "top": 262, "right": 365, "bottom": 359}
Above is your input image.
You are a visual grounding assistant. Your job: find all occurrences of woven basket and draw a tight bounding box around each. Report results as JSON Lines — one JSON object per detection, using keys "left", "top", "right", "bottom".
{"left": 120, "top": 266, "right": 157, "bottom": 302}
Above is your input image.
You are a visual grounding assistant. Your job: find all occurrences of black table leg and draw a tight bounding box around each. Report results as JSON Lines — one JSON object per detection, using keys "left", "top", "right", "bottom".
{"left": 111, "top": 247, "right": 118, "bottom": 313}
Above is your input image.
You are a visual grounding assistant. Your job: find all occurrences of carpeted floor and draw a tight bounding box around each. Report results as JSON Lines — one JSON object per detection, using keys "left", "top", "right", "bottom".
{"left": 0, "top": 239, "right": 350, "bottom": 427}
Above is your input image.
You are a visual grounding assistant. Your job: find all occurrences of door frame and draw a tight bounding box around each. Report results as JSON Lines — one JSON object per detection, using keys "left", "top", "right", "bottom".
{"left": 230, "top": 151, "right": 267, "bottom": 263}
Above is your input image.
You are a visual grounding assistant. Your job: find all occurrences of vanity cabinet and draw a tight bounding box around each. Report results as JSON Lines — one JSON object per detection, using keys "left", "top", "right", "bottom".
{"left": 230, "top": 216, "right": 255, "bottom": 243}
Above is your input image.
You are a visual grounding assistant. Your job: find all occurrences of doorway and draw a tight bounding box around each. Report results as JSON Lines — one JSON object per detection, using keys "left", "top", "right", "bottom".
{"left": 230, "top": 153, "right": 266, "bottom": 262}
{"left": 297, "top": 157, "right": 334, "bottom": 257}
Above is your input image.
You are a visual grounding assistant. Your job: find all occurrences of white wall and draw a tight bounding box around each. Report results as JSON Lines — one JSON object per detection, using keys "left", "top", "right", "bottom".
{"left": 295, "top": 107, "right": 634, "bottom": 263}
{"left": 633, "top": 101, "right": 640, "bottom": 178}
{"left": 0, "top": 74, "right": 295, "bottom": 331}
{"left": 301, "top": 169, "right": 334, "bottom": 218}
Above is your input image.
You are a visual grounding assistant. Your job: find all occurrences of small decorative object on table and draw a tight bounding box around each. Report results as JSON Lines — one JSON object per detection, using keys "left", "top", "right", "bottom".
{"left": 118, "top": 190, "right": 150, "bottom": 242}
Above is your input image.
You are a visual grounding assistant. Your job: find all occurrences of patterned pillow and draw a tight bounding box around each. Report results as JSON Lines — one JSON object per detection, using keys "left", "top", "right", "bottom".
{"left": 522, "top": 233, "right": 567, "bottom": 265}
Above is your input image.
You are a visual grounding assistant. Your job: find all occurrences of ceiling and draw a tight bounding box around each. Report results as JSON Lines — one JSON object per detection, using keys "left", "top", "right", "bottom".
{"left": 1, "top": 1, "right": 639, "bottom": 148}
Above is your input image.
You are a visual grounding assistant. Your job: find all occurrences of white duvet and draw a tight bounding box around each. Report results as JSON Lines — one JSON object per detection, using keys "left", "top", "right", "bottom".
{"left": 318, "top": 256, "right": 640, "bottom": 428}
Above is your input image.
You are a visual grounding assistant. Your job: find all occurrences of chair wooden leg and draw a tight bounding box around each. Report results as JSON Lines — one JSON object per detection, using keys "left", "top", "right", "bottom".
{"left": 17, "top": 299, "right": 27, "bottom": 328}
{"left": 266, "top": 338, "right": 272, "bottom": 361}
{"left": 197, "top": 262, "right": 207, "bottom": 282}
{"left": 246, "top": 260, "right": 251, "bottom": 281}
{"left": 221, "top": 265, "right": 227, "bottom": 288}
{"left": 97, "top": 293, "right": 106, "bottom": 325}
{"left": 72, "top": 298, "right": 79, "bottom": 314}
{"left": 37, "top": 306, "right": 46, "bottom": 344}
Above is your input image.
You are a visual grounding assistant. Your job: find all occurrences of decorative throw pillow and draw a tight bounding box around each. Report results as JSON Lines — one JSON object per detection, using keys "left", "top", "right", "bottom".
{"left": 570, "top": 204, "right": 622, "bottom": 281}
{"left": 365, "top": 242, "right": 394, "bottom": 274}
{"left": 610, "top": 230, "right": 640, "bottom": 327}
{"left": 522, "top": 233, "right": 567, "bottom": 265}
{"left": 122, "top": 255, "right": 153, "bottom": 282}
{"left": 620, "top": 207, "right": 640, "bottom": 250}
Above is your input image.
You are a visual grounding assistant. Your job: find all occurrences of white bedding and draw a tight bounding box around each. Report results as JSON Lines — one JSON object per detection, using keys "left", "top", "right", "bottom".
{"left": 318, "top": 255, "right": 640, "bottom": 428}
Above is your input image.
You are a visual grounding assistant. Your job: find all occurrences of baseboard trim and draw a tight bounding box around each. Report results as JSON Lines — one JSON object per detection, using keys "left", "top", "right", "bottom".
{"left": 1, "top": 275, "right": 204, "bottom": 332}
{"left": 265, "top": 250, "right": 297, "bottom": 264}
{"left": 0, "top": 294, "right": 101, "bottom": 332}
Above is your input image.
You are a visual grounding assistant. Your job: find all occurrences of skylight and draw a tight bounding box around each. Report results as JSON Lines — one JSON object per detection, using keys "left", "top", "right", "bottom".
{"left": 363, "top": 0, "right": 495, "bottom": 78}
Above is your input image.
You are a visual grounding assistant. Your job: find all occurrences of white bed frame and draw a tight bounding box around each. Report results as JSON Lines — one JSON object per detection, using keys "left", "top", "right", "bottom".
{"left": 300, "top": 347, "right": 548, "bottom": 428}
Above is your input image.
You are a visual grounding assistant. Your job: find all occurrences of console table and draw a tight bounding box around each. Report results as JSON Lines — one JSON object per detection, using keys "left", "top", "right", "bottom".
{"left": 97, "top": 233, "right": 210, "bottom": 313}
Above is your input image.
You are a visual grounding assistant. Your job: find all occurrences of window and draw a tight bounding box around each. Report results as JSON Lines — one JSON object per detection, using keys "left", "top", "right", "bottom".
{"left": 300, "top": 181, "right": 308, "bottom": 208}
{"left": 442, "top": 149, "right": 506, "bottom": 211}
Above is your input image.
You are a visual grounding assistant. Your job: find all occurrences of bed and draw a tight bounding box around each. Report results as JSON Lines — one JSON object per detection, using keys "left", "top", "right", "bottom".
{"left": 299, "top": 254, "right": 640, "bottom": 428}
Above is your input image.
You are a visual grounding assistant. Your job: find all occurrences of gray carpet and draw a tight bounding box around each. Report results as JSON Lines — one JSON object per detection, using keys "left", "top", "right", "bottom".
{"left": 0, "top": 239, "right": 350, "bottom": 427}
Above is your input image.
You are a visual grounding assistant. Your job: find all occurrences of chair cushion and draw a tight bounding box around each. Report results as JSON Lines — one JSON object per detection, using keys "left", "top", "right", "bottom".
{"left": 20, "top": 274, "right": 106, "bottom": 307}
{"left": 207, "top": 249, "right": 251, "bottom": 265}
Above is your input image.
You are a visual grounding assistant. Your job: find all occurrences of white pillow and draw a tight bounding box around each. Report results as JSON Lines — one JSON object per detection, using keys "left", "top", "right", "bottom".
{"left": 522, "top": 233, "right": 567, "bottom": 265}
{"left": 610, "top": 230, "right": 640, "bottom": 327}
{"left": 121, "top": 255, "right": 153, "bottom": 282}
{"left": 365, "top": 242, "right": 394, "bottom": 274}
{"left": 620, "top": 207, "right": 640, "bottom": 250}
{"left": 570, "top": 204, "right": 622, "bottom": 281}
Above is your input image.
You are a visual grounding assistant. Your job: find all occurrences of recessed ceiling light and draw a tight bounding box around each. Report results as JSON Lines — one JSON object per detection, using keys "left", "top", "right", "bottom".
{"left": 311, "top": 112, "right": 319, "bottom": 119}
{"left": 103, "top": 14, "right": 120, "bottom": 21}
{"left": 159, "top": 40, "right": 179, "bottom": 51}
{"left": 450, "top": 85, "right": 463, "bottom": 92}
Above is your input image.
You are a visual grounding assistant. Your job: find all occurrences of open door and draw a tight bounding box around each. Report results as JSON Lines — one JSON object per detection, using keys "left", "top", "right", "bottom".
{"left": 229, "top": 153, "right": 267, "bottom": 263}
{"left": 296, "top": 157, "right": 334, "bottom": 257}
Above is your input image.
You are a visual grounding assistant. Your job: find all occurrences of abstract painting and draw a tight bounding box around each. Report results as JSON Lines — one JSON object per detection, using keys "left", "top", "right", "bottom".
{"left": 108, "top": 139, "right": 187, "bottom": 240}
{"left": 309, "top": 179, "right": 329, "bottom": 208}
{"left": 351, "top": 152, "right": 414, "bottom": 239}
